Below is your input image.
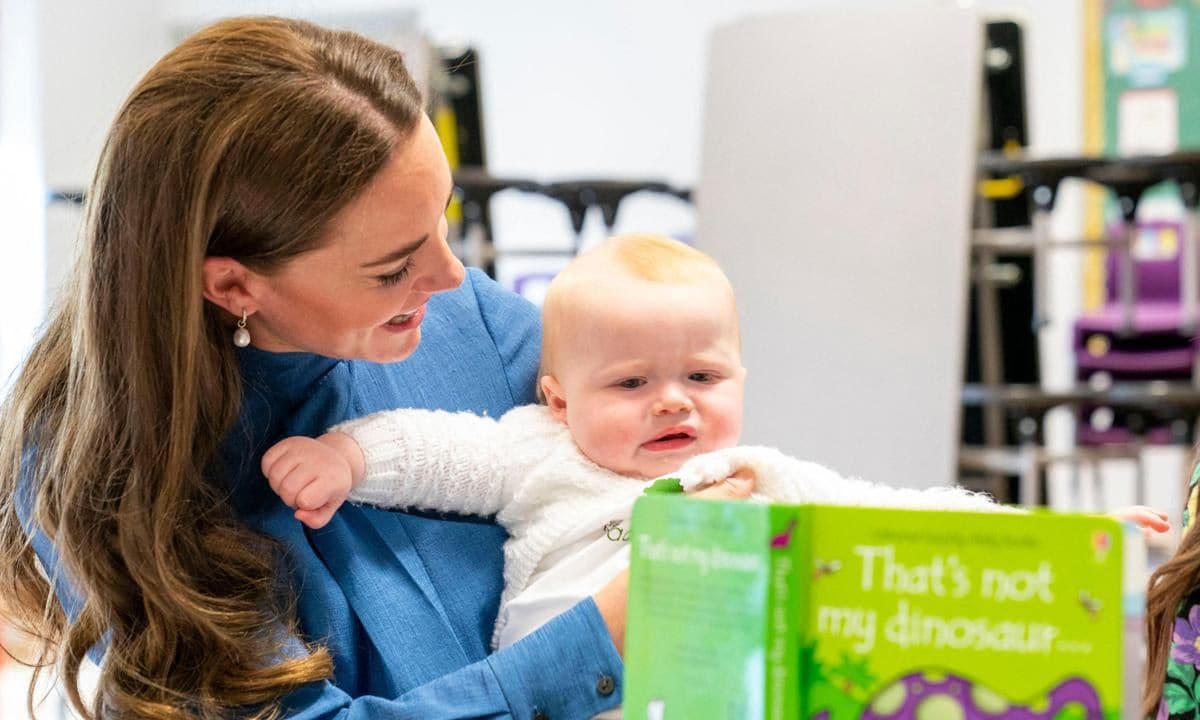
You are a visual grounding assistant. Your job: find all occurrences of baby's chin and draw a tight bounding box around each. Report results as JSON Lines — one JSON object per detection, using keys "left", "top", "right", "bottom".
{"left": 634, "top": 452, "right": 704, "bottom": 480}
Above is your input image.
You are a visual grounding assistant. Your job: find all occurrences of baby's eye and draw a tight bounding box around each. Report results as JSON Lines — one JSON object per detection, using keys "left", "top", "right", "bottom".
{"left": 617, "top": 378, "right": 645, "bottom": 389}
{"left": 688, "top": 372, "right": 717, "bottom": 383}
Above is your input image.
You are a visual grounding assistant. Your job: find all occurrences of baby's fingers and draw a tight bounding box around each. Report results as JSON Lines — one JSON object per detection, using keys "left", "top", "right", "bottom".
{"left": 295, "top": 481, "right": 338, "bottom": 512}
{"left": 261, "top": 439, "right": 299, "bottom": 479}
{"left": 691, "top": 468, "right": 756, "bottom": 501}
{"left": 274, "top": 466, "right": 316, "bottom": 508}
{"left": 295, "top": 504, "right": 337, "bottom": 530}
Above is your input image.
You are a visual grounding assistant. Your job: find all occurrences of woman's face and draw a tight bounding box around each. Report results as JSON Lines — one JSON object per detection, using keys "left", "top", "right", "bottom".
{"left": 247, "top": 117, "right": 465, "bottom": 362}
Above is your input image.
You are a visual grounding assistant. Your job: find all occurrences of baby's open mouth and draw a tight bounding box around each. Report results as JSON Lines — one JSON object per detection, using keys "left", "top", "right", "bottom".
{"left": 642, "top": 429, "right": 696, "bottom": 451}
{"left": 655, "top": 432, "right": 691, "bottom": 442}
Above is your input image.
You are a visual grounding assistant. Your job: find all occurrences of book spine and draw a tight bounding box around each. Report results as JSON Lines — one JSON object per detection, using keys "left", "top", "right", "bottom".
{"left": 793, "top": 507, "right": 814, "bottom": 720}
{"left": 766, "top": 504, "right": 802, "bottom": 720}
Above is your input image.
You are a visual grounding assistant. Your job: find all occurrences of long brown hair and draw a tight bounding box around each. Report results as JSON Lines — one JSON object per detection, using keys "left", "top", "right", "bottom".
{"left": 0, "top": 17, "right": 423, "bottom": 719}
{"left": 1145, "top": 450, "right": 1200, "bottom": 717}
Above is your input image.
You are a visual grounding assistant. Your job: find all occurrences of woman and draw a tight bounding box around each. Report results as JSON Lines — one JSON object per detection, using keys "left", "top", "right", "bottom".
{"left": 0, "top": 17, "right": 753, "bottom": 719}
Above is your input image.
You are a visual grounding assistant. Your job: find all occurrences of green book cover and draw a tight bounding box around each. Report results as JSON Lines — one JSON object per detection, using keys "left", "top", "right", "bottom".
{"left": 625, "top": 495, "right": 1136, "bottom": 720}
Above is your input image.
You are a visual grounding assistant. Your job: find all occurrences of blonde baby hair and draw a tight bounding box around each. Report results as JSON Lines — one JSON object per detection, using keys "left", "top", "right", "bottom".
{"left": 538, "top": 233, "right": 736, "bottom": 400}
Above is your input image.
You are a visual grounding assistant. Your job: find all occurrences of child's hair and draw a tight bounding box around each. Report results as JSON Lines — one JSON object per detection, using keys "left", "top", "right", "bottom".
{"left": 537, "top": 233, "right": 735, "bottom": 400}
{"left": 1145, "top": 456, "right": 1200, "bottom": 717}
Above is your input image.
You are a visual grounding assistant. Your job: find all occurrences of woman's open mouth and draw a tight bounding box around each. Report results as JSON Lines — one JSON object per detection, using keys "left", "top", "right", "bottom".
{"left": 382, "top": 306, "right": 425, "bottom": 332}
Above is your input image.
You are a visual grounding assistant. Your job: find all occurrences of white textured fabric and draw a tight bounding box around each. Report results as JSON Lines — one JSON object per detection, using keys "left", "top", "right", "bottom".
{"left": 337, "top": 404, "right": 648, "bottom": 648}
{"left": 335, "top": 405, "right": 1008, "bottom": 649}
{"left": 674, "top": 445, "right": 1015, "bottom": 512}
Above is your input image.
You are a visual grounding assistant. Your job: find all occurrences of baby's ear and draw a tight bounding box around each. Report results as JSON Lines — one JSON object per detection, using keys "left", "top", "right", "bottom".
{"left": 540, "top": 375, "right": 569, "bottom": 425}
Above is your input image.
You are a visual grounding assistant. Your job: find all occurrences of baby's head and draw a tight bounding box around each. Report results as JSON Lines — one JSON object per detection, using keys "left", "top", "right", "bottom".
{"left": 539, "top": 234, "right": 745, "bottom": 479}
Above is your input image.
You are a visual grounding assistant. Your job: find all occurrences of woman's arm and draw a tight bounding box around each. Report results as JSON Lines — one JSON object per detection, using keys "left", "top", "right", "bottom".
{"left": 277, "top": 598, "right": 622, "bottom": 719}
{"left": 21, "top": 520, "right": 623, "bottom": 719}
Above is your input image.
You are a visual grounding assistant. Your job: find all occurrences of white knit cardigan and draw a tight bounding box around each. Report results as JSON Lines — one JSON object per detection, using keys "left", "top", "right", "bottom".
{"left": 336, "top": 404, "right": 650, "bottom": 647}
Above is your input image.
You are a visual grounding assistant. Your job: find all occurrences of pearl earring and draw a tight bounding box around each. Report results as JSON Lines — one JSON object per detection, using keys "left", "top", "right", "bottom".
{"left": 233, "top": 310, "right": 251, "bottom": 348}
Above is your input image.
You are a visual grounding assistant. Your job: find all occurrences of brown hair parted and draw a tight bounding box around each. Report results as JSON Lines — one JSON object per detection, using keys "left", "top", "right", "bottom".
{"left": 1145, "top": 458, "right": 1200, "bottom": 718}
{"left": 0, "top": 17, "right": 423, "bottom": 719}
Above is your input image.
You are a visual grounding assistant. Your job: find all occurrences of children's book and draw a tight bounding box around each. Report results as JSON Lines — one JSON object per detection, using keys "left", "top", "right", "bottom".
{"left": 624, "top": 494, "right": 1143, "bottom": 720}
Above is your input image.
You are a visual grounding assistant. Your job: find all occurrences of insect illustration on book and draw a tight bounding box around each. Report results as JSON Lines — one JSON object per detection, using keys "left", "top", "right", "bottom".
{"left": 1078, "top": 590, "right": 1103, "bottom": 621}
{"left": 814, "top": 559, "right": 843, "bottom": 580}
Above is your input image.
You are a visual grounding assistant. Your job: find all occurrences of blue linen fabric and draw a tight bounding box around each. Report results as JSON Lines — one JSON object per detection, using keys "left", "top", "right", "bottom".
{"left": 19, "top": 269, "right": 623, "bottom": 719}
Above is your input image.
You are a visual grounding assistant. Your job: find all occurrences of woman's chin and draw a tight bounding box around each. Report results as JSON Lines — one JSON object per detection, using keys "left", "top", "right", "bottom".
{"left": 365, "top": 328, "right": 422, "bottom": 364}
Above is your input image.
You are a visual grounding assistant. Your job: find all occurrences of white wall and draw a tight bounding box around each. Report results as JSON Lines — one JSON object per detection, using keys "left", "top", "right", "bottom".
{"left": 41, "top": 1, "right": 1088, "bottom": 271}
{"left": 0, "top": 0, "right": 45, "bottom": 392}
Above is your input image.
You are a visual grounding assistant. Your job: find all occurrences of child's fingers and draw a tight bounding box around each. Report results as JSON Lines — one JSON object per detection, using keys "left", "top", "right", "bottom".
{"left": 295, "top": 504, "right": 337, "bottom": 530}
{"left": 275, "top": 466, "right": 315, "bottom": 507}
{"left": 1113, "top": 506, "right": 1171, "bottom": 532}
{"left": 294, "top": 508, "right": 328, "bottom": 529}
{"left": 261, "top": 440, "right": 299, "bottom": 478}
{"left": 1140, "top": 512, "right": 1171, "bottom": 532}
{"left": 691, "top": 468, "right": 756, "bottom": 501}
{"left": 263, "top": 450, "right": 302, "bottom": 493}
{"left": 295, "top": 482, "right": 335, "bottom": 512}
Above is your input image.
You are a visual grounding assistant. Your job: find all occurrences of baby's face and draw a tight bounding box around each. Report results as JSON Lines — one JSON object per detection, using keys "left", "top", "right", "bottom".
{"left": 543, "top": 278, "right": 745, "bottom": 479}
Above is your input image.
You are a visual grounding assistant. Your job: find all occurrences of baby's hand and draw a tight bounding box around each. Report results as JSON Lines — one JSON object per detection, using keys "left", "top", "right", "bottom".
{"left": 675, "top": 446, "right": 790, "bottom": 495}
{"left": 1108, "top": 505, "right": 1170, "bottom": 537}
{"left": 262, "top": 433, "right": 357, "bottom": 529}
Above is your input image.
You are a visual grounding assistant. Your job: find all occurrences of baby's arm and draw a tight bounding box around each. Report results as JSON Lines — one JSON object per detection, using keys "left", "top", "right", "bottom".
{"left": 676, "top": 448, "right": 1173, "bottom": 532}
{"left": 676, "top": 446, "right": 1009, "bottom": 511}
{"left": 263, "top": 407, "right": 533, "bottom": 528}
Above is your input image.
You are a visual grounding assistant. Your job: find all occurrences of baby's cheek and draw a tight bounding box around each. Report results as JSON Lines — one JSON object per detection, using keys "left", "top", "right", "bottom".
{"left": 711, "top": 407, "right": 743, "bottom": 446}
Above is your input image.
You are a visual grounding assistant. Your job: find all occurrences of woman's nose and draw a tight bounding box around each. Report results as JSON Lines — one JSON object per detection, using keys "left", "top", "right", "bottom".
{"left": 415, "top": 226, "right": 466, "bottom": 293}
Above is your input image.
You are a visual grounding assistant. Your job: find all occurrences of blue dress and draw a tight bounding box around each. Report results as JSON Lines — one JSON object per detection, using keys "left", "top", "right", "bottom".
{"left": 23, "top": 270, "right": 623, "bottom": 719}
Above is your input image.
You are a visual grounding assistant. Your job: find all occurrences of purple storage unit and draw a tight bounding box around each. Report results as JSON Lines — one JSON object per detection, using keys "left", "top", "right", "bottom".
{"left": 1074, "top": 220, "right": 1198, "bottom": 445}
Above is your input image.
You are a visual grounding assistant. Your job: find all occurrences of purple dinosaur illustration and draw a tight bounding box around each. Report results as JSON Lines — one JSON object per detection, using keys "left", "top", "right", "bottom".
{"left": 771, "top": 518, "right": 797, "bottom": 549}
{"left": 845, "top": 673, "right": 1102, "bottom": 720}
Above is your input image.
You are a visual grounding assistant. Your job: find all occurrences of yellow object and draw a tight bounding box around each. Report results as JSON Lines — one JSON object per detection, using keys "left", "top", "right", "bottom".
{"left": 978, "top": 176, "right": 1024, "bottom": 200}
{"left": 434, "top": 103, "right": 463, "bottom": 224}
{"left": 1159, "top": 226, "right": 1179, "bottom": 258}
{"left": 1085, "top": 334, "right": 1111, "bottom": 358}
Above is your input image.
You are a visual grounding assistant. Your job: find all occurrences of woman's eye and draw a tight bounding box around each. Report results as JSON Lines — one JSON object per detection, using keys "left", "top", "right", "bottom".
{"left": 617, "top": 378, "right": 645, "bottom": 389}
{"left": 689, "top": 372, "right": 716, "bottom": 383}
{"left": 378, "top": 264, "right": 411, "bottom": 287}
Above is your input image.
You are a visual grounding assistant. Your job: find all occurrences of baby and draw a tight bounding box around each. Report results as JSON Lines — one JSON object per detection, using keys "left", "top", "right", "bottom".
{"left": 262, "top": 234, "right": 1166, "bottom": 653}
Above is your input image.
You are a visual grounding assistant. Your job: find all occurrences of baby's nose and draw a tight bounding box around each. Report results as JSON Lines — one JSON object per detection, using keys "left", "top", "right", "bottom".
{"left": 654, "top": 387, "right": 693, "bottom": 414}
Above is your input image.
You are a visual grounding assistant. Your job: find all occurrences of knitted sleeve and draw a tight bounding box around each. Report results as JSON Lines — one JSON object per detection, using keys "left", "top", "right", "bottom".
{"left": 334, "top": 406, "right": 541, "bottom": 517}
{"left": 676, "top": 445, "right": 1015, "bottom": 512}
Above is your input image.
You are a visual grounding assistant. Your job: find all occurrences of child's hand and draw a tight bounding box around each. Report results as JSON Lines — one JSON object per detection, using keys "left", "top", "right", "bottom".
{"left": 1109, "top": 505, "right": 1170, "bottom": 537}
{"left": 676, "top": 447, "right": 779, "bottom": 493}
{"left": 262, "top": 433, "right": 360, "bottom": 529}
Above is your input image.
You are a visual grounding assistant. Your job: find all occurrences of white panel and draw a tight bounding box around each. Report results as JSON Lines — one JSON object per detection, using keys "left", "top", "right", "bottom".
{"left": 695, "top": 7, "right": 981, "bottom": 489}
{"left": 0, "top": 0, "right": 45, "bottom": 391}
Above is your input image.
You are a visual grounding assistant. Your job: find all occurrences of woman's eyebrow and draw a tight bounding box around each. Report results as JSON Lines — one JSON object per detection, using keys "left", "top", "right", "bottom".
{"left": 361, "top": 236, "right": 428, "bottom": 269}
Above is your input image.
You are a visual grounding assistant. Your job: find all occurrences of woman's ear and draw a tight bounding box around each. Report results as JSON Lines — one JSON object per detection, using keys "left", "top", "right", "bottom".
{"left": 541, "top": 375, "right": 569, "bottom": 425}
{"left": 202, "top": 256, "right": 261, "bottom": 318}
